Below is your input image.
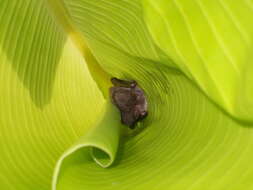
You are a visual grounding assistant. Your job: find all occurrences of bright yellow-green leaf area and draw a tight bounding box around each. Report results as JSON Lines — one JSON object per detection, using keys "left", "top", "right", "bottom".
{"left": 1, "top": 0, "right": 253, "bottom": 190}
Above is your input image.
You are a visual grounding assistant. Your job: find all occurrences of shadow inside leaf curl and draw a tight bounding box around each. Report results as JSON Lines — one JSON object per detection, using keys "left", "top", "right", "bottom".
{"left": 0, "top": 1, "right": 66, "bottom": 108}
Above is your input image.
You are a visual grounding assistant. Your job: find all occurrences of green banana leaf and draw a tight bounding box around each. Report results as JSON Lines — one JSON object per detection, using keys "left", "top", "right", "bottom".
{"left": 143, "top": 0, "right": 253, "bottom": 121}
{"left": 1, "top": 0, "right": 253, "bottom": 190}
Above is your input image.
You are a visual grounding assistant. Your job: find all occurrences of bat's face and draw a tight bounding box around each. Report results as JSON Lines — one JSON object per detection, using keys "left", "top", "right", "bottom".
{"left": 110, "top": 78, "right": 148, "bottom": 129}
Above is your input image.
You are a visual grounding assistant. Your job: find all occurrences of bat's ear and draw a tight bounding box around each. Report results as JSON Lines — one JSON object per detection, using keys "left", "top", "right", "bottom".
{"left": 111, "top": 77, "right": 118, "bottom": 85}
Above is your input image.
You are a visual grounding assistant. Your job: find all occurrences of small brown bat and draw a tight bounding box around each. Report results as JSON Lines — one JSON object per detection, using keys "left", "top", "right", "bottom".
{"left": 110, "top": 77, "right": 148, "bottom": 129}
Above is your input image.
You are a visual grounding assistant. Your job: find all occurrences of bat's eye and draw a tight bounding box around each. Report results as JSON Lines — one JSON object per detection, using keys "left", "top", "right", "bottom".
{"left": 140, "top": 111, "right": 148, "bottom": 118}
{"left": 130, "top": 81, "right": 137, "bottom": 88}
